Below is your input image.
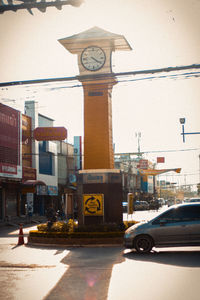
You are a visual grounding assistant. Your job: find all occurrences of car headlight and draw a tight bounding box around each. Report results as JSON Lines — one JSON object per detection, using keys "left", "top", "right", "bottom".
{"left": 125, "top": 224, "right": 139, "bottom": 237}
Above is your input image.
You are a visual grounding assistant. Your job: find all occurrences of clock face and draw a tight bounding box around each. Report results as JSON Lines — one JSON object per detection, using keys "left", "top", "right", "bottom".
{"left": 81, "top": 46, "right": 106, "bottom": 71}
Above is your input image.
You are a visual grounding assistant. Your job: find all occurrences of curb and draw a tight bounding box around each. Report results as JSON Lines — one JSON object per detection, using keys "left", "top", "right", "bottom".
{"left": 27, "top": 236, "right": 124, "bottom": 247}
{"left": 27, "top": 242, "right": 123, "bottom": 248}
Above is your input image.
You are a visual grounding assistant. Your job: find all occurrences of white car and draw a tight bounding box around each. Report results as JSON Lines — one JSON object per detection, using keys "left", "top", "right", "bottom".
{"left": 188, "top": 198, "right": 200, "bottom": 203}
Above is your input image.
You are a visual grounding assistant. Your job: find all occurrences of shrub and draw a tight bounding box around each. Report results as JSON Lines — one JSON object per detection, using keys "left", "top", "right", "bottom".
{"left": 36, "top": 220, "right": 138, "bottom": 233}
{"left": 37, "top": 219, "right": 76, "bottom": 232}
{"left": 74, "top": 223, "right": 125, "bottom": 233}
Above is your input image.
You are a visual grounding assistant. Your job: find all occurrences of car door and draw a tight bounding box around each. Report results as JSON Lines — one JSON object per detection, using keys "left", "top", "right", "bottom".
{"left": 182, "top": 205, "right": 200, "bottom": 244}
{"left": 149, "top": 207, "right": 193, "bottom": 246}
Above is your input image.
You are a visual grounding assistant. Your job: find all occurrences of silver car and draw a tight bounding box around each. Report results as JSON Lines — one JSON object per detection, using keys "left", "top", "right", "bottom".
{"left": 134, "top": 201, "right": 149, "bottom": 211}
{"left": 124, "top": 203, "right": 200, "bottom": 253}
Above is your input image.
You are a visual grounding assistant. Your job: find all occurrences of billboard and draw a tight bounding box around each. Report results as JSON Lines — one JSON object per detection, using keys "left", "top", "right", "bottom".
{"left": 22, "top": 114, "right": 32, "bottom": 168}
{"left": 74, "top": 136, "right": 82, "bottom": 170}
{"left": 0, "top": 103, "right": 22, "bottom": 178}
{"left": 137, "top": 159, "right": 148, "bottom": 169}
{"left": 34, "top": 127, "right": 67, "bottom": 141}
{"left": 22, "top": 166, "right": 36, "bottom": 181}
{"left": 139, "top": 168, "right": 181, "bottom": 176}
{"left": 148, "top": 176, "right": 154, "bottom": 193}
{"left": 157, "top": 157, "right": 165, "bottom": 163}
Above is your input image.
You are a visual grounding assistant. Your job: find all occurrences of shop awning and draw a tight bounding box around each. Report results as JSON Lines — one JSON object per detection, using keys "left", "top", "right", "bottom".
{"left": 138, "top": 168, "right": 181, "bottom": 176}
{"left": 21, "top": 180, "right": 46, "bottom": 186}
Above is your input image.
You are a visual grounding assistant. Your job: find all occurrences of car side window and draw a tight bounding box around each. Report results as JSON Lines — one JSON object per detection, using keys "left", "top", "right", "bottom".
{"left": 152, "top": 209, "right": 177, "bottom": 224}
{"left": 180, "top": 206, "right": 200, "bottom": 221}
{"left": 152, "top": 205, "right": 200, "bottom": 225}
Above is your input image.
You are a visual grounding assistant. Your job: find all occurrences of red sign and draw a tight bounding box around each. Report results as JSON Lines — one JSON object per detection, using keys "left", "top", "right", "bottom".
{"left": 22, "top": 114, "right": 32, "bottom": 168}
{"left": 34, "top": 127, "right": 67, "bottom": 141}
{"left": 0, "top": 163, "right": 17, "bottom": 174}
{"left": 22, "top": 167, "right": 36, "bottom": 181}
{"left": 157, "top": 157, "right": 165, "bottom": 163}
{"left": 0, "top": 103, "right": 21, "bottom": 166}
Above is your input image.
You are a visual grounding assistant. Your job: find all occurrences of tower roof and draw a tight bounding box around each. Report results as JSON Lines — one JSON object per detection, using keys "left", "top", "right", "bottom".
{"left": 58, "top": 26, "right": 132, "bottom": 53}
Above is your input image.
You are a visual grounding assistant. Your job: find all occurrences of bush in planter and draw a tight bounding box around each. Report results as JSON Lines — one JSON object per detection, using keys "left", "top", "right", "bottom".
{"left": 37, "top": 219, "right": 76, "bottom": 232}
{"left": 74, "top": 221, "right": 138, "bottom": 232}
{"left": 33, "top": 220, "right": 139, "bottom": 241}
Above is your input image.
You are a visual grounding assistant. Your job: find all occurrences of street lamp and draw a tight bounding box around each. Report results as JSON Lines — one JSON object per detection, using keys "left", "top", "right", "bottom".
{"left": 179, "top": 117, "right": 200, "bottom": 143}
{"left": 179, "top": 118, "right": 185, "bottom": 143}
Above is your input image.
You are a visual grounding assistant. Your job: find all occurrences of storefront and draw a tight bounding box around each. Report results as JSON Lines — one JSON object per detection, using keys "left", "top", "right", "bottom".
{"left": 0, "top": 179, "right": 21, "bottom": 221}
{"left": 0, "top": 104, "right": 22, "bottom": 221}
{"left": 21, "top": 180, "right": 47, "bottom": 216}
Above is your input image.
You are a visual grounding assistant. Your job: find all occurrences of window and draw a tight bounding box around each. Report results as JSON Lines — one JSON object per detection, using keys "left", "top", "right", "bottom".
{"left": 152, "top": 205, "right": 200, "bottom": 224}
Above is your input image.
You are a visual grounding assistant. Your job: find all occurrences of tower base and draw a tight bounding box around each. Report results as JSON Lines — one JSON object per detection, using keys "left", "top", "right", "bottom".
{"left": 77, "top": 169, "right": 123, "bottom": 225}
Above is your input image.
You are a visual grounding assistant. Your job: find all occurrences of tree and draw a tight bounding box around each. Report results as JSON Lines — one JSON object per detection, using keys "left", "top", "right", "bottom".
{"left": 0, "top": 0, "right": 84, "bottom": 15}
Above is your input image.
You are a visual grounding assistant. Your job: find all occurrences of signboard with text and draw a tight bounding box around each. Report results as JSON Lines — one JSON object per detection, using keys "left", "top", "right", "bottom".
{"left": 137, "top": 159, "right": 148, "bottom": 169}
{"left": 74, "top": 136, "right": 82, "bottom": 170}
{"left": 22, "top": 114, "right": 32, "bottom": 168}
{"left": 157, "top": 157, "right": 165, "bottom": 163}
{"left": 34, "top": 127, "right": 67, "bottom": 141}
{"left": 0, "top": 103, "right": 22, "bottom": 179}
{"left": 83, "top": 194, "right": 104, "bottom": 216}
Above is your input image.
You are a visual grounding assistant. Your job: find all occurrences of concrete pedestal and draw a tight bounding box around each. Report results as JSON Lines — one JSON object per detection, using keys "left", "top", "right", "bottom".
{"left": 77, "top": 170, "right": 123, "bottom": 225}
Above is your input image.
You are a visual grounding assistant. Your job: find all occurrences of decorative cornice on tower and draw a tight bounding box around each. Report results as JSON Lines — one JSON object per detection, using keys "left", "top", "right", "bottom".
{"left": 58, "top": 26, "right": 132, "bottom": 54}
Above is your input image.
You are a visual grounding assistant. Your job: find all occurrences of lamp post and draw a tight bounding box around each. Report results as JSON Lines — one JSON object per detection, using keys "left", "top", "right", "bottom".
{"left": 179, "top": 118, "right": 185, "bottom": 142}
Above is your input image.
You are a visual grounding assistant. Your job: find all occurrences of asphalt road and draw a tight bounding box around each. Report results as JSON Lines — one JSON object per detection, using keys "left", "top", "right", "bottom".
{"left": 0, "top": 209, "right": 200, "bottom": 300}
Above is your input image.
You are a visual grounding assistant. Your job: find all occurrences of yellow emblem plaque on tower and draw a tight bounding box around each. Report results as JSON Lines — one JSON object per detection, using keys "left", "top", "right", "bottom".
{"left": 83, "top": 194, "right": 104, "bottom": 216}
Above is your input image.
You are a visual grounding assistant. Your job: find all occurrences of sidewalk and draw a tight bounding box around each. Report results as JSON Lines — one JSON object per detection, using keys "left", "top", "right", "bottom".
{"left": 0, "top": 215, "right": 46, "bottom": 228}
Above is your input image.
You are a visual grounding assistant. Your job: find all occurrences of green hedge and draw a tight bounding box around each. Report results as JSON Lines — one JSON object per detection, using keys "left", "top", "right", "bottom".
{"left": 37, "top": 220, "right": 138, "bottom": 233}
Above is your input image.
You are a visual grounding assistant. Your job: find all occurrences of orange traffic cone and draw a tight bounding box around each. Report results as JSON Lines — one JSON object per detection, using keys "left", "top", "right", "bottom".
{"left": 18, "top": 223, "right": 24, "bottom": 245}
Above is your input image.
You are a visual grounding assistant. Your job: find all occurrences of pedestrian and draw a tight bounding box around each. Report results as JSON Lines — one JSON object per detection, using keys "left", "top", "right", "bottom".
{"left": 28, "top": 207, "right": 33, "bottom": 223}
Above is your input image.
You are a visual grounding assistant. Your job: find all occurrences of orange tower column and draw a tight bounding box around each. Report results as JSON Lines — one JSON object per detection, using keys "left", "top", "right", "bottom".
{"left": 82, "top": 78, "right": 117, "bottom": 169}
{"left": 58, "top": 27, "right": 132, "bottom": 170}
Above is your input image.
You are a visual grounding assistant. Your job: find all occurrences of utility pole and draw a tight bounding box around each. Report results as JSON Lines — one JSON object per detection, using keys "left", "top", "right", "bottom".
{"left": 135, "top": 132, "right": 141, "bottom": 158}
{"left": 179, "top": 117, "right": 200, "bottom": 142}
{"left": 199, "top": 154, "right": 200, "bottom": 184}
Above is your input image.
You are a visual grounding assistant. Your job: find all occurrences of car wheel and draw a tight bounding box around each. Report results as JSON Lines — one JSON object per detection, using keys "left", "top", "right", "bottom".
{"left": 134, "top": 235, "right": 153, "bottom": 253}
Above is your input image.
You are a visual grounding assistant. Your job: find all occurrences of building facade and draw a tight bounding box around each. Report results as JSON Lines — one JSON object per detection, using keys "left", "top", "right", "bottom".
{"left": 0, "top": 103, "right": 22, "bottom": 221}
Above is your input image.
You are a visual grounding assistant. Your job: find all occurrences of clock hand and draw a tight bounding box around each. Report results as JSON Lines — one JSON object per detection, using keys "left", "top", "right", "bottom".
{"left": 91, "top": 57, "right": 101, "bottom": 64}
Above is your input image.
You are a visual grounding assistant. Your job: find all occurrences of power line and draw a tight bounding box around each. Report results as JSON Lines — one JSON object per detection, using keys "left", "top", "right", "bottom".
{"left": 115, "top": 148, "right": 200, "bottom": 156}
{"left": 0, "top": 63, "right": 200, "bottom": 88}
{"left": 160, "top": 172, "right": 199, "bottom": 177}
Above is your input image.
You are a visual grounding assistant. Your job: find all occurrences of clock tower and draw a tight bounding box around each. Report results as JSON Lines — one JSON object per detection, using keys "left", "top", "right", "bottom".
{"left": 59, "top": 27, "right": 132, "bottom": 169}
{"left": 59, "top": 27, "right": 132, "bottom": 225}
